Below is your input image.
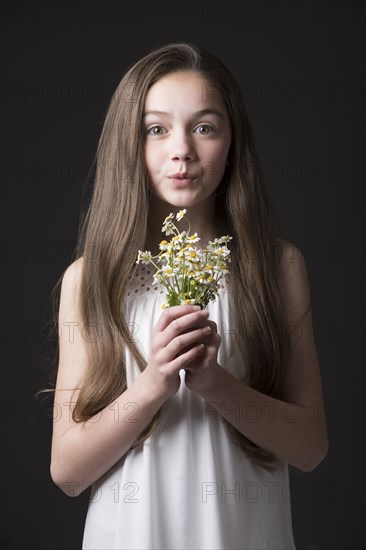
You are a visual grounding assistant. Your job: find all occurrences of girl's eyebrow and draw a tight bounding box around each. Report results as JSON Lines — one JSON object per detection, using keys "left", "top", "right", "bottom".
{"left": 143, "top": 108, "right": 224, "bottom": 119}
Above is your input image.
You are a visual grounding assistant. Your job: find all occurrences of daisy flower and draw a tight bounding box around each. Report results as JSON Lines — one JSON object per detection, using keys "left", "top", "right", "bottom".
{"left": 135, "top": 210, "right": 233, "bottom": 309}
{"left": 176, "top": 209, "right": 187, "bottom": 221}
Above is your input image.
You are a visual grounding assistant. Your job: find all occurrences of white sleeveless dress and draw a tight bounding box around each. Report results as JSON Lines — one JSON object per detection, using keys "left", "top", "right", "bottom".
{"left": 82, "top": 264, "right": 296, "bottom": 549}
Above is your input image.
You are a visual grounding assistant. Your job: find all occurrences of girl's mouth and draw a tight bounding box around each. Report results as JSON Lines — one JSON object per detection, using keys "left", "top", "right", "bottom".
{"left": 169, "top": 177, "right": 197, "bottom": 187}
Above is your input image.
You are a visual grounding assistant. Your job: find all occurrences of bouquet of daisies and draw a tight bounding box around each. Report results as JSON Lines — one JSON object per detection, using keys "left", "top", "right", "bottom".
{"left": 136, "top": 209, "right": 232, "bottom": 310}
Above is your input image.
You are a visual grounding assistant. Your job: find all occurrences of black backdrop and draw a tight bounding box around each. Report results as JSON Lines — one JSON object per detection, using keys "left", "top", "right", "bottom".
{"left": 1, "top": 1, "right": 365, "bottom": 548}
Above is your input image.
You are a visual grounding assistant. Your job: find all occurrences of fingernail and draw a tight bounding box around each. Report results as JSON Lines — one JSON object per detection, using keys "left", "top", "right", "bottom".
{"left": 193, "top": 305, "right": 201, "bottom": 310}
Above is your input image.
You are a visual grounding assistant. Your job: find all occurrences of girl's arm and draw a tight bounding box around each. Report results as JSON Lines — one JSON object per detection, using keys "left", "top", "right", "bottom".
{"left": 50, "top": 259, "right": 166, "bottom": 497}
{"left": 50, "top": 259, "right": 208, "bottom": 497}
{"left": 199, "top": 243, "right": 329, "bottom": 472}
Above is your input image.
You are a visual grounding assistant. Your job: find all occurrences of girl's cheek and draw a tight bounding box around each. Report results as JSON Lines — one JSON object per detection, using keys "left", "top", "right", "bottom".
{"left": 147, "top": 142, "right": 163, "bottom": 155}
{"left": 205, "top": 145, "right": 228, "bottom": 161}
{"left": 206, "top": 138, "right": 228, "bottom": 152}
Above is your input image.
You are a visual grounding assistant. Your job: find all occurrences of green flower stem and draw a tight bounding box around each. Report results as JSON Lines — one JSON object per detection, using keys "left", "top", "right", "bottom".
{"left": 174, "top": 273, "right": 181, "bottom": 295}
{"left": 186, "top": 217, "right": 191, "bottom": 235}
{"left": 150, "top": 261, "right": 162, "bottom": 271}
{"left": 170, "top": 223, "right": 180, "bottom": 237}
{"left": 162, "top": 277, "right": 175, "bottom": 294}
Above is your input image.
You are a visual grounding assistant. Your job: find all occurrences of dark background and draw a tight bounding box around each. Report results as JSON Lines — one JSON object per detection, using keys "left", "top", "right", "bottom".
{"left": 1, "top": 0, "right": 365, "bottom": 548}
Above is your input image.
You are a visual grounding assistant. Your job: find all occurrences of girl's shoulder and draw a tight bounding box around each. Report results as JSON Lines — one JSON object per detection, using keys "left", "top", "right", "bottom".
{"left": 275, "top": 239, "right": 311, "bottom": 324}
{"left": 63, "top": 256, "right": 84, "bottom": 279}
{"left": 275, "top": 238, "right": 302, "bottom": 263}
{"left": 60, "top": 256, "right": 85, "bottom": 294}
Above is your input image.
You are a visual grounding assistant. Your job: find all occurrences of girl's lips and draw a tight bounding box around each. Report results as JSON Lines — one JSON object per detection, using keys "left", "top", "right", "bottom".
{"left": 169, "top": 177, "right": 197, "bottom": 187}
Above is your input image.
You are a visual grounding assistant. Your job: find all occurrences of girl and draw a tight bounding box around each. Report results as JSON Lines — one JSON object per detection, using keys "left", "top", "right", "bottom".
{"left": 46, "top": 42, "right": 328, "bottom": 549}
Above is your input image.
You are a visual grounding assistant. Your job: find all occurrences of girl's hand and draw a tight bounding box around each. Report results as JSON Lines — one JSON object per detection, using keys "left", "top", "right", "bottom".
{"left": 184, "top": 318, "right": 222, "bottom": 395}
{"left": 144, "top": 305, "right": 211, "bottom": 402}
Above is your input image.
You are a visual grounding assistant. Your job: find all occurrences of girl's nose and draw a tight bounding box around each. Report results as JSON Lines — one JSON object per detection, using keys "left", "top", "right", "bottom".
{"left": 170, "top": 131, "right": 196, "bottom": 161}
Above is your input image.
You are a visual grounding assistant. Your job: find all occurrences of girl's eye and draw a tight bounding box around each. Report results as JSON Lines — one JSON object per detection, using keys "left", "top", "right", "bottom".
{"left": 146, "top": 126, "right": 166, "bottom": 136}
{"left": 195, "top": 124, "right": 215, "bottom": 135}
{"left": 146, "top": 124, "right": 215, "bottom": 136}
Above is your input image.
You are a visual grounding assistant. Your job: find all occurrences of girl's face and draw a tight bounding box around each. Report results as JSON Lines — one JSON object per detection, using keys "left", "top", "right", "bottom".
{"left": 143, "top": 71, "right": 231, "bottom": 209}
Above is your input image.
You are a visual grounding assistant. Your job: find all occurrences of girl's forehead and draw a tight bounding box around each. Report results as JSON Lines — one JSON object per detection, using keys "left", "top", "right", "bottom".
{"left": 144, "top": 71, "right": 225, "bottom": 111}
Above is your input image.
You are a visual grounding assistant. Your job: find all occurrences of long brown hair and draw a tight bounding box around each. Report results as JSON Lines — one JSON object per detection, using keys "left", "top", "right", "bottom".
{"left": 37, "top": 42, "right": 295, "bottom": 472}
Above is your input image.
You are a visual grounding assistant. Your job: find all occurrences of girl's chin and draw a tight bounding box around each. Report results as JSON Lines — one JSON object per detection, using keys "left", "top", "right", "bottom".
{"left": 154, "top": 192, "right": 201, "bottom": 208}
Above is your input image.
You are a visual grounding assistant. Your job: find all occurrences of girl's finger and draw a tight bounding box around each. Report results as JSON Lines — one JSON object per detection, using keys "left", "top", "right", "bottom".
{"left": 164, "top": 325, "right": 212, "bottom": 358}
{"left": 205, "top": 320, "right": 217, "bottom": 332}
{"left": 161, "top": 309, "right": 209, "bottom": 348}
{"left": 170, "top": 342, "right": 205, "bottom": 371}
{"left": 154, "top": 305, "right": 200, "bottom": 334}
